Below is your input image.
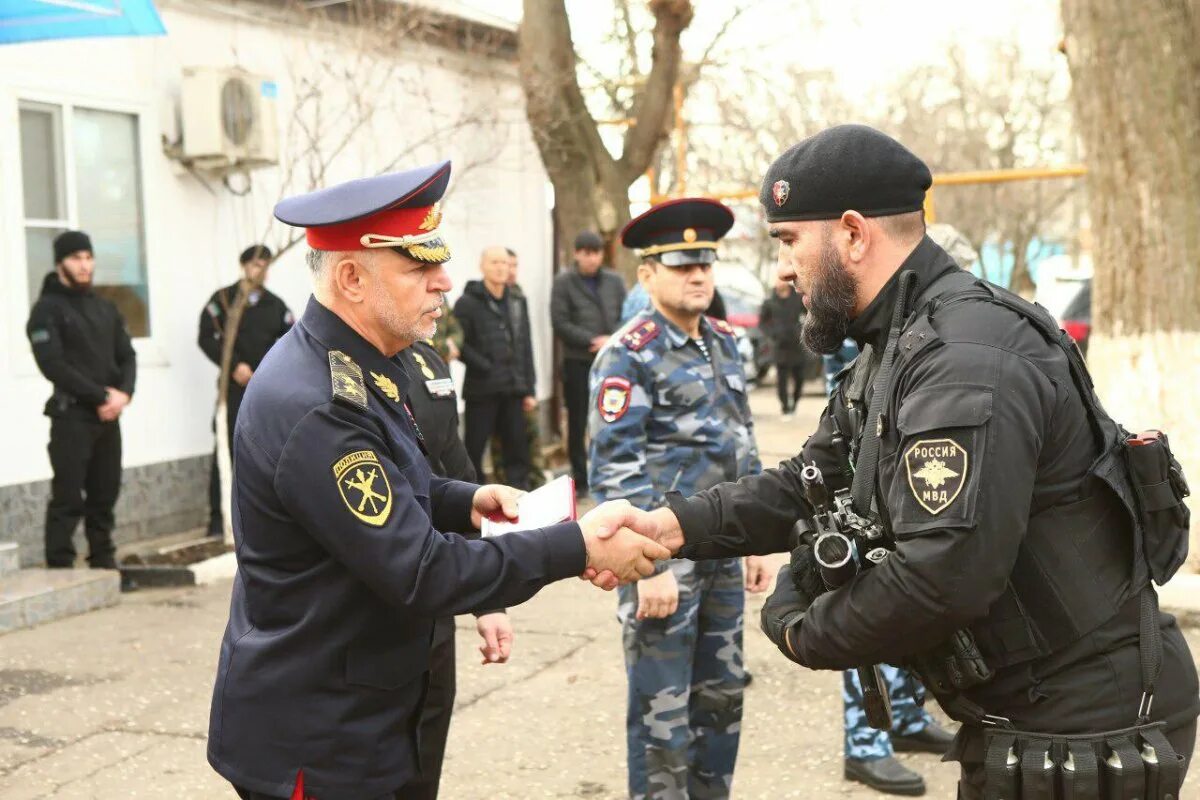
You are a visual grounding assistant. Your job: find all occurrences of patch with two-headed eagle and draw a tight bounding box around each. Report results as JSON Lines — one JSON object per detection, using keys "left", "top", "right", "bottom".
{"left": 598, "top": 376, "right": 632, "bottom": 423}
{"left": 333, "top": 449, "right": 392, "bottom": 526}
{"left": 904, "top": 438, "right": 968, "bottom": 515}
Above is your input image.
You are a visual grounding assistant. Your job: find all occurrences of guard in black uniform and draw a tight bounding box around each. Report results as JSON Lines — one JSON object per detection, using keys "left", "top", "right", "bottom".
{"left": 645, "top": 126, "right": 1198, "bottom": 799}
{"left": 206, "top": 161, "right": 669, "bottom": 800}
{"left": 399, "top": 339, "right": 511, "bottom": 800}
{"left": 26, "top": 230, "right": 136, "bottom": 569}
{"left": 198, "top": 244, "right": 293, "bottom": 534}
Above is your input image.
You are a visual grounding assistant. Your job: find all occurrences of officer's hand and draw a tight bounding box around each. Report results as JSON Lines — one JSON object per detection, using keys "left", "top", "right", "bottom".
{"left": 578, "top": 501, "right": 669, "bottom": 586}
{"left": 232, "top": 362, "right": 254, "bottom": 386}
{"left": 476, "top": 612, "right": 514, "bottom": 665}
{"left": 589, "top": 335, "right": 609, "bottom": 353}
{"left": 635, "top": 569, "right": 678, "bottom": 619}
{"left": 743, "top": 555, "right": 771, "bottom": 594}
{"left": 471, "top": 484, "right": 525, "bottom": 529}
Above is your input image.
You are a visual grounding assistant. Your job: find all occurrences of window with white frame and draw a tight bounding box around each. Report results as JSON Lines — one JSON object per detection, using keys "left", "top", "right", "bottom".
{"left": 18, "top": 100, "right": 151, "bottom": 336}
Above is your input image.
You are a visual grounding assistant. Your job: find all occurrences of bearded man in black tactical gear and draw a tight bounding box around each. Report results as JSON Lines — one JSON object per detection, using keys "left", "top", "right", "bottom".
{"left": 622, "top": 125, "right": 1197, "bottom": 800}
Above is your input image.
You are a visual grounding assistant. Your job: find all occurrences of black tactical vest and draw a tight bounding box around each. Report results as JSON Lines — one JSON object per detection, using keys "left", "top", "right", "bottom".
{"left": 852, "top": 276, "right": 1188, "bottom": 672}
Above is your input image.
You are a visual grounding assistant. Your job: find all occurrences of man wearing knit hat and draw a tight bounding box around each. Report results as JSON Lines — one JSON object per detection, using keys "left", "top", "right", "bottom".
{"left": 640, "top": 125, "right": 1197, "bottom": 798}
{"left": 26, "top": 230, "right": 137, "bottom": 570}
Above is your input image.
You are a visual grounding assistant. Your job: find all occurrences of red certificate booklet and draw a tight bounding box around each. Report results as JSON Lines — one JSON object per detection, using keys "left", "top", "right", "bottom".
{"left": 481, "top": 475, "right": 577, "bottom": 537}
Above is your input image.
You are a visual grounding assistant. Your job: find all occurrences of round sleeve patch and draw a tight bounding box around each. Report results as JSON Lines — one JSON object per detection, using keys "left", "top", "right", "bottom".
{"left": 904, "top": 438, "right": 968, "bottom": 515}
{"left": 333, "top": 449, "right": 392, "bottom": 525}
{"left": 598, "top": 376, "right": 632, "bottom": 423}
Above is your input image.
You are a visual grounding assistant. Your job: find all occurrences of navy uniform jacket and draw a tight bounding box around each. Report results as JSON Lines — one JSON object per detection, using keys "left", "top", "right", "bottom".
{"left": 207, "top": 297, "right": 586, "bottom": 799}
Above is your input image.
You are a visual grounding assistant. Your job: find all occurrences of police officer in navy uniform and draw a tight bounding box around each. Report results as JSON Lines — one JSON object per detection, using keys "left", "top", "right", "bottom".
{"left": 206, "top": 162, "right": 670, "bottom": 800}
{"left": 26, "top": 230, "right": 136, "bottom": 569}
{"left": 636, "top": 126, "right": 1198, "bottom": 798}
{"left": 398, "top": 338, "right": 512, "bottom": 800}
{"left": 198, "top": 244, "right": 294, "bottom": 535}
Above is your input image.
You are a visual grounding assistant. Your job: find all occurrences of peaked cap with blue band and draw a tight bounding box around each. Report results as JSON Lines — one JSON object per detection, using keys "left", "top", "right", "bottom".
{"left": 274, "top": 161, "right": 453, "bottom": 263}
{"left": 620, "top": 197, "right": 734, "bottom": 267}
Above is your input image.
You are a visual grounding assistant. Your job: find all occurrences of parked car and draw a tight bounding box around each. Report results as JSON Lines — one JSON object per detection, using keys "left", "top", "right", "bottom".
{"left": 720, "top": 286, "right": 770, "bottom": 382}
{"left": 1058, "top": 278, "right": 1092, "bottom": 357}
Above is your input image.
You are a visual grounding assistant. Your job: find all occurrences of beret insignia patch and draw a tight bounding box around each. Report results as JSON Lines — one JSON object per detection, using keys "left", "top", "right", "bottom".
{"left": 772, "top": 179, "right": 790, "bottom": 207}
{"left": 598, "top": 376, "right": 632, "bottom": 423}
{"left": 905, "top": 438, "right": 968, "bottom": 515}
{"left": 333, "top": 449, "right": 392, "bottom": 526}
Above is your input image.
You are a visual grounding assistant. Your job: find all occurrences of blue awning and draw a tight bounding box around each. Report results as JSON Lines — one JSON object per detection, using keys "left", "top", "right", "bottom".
{"left": 0, "top": 0, "right": 166, "bottom": 45}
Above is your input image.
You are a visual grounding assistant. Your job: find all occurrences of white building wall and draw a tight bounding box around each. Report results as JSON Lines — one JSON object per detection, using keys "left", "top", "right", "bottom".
{"left": 0, "top": 1, "right": 553, "bottom": 490}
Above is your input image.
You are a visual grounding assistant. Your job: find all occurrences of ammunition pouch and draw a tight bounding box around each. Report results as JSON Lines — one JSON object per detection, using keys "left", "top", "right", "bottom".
{"left": 982, "top": 723, "right": 1183, "bottom": 800}
{"left": 1124, "top": 430, "right": 1191, "bottom": 585}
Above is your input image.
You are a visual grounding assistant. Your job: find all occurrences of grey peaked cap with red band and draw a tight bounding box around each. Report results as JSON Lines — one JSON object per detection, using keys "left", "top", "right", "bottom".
{"left": 759, "top": 125, "right": 932, "bottom": 223}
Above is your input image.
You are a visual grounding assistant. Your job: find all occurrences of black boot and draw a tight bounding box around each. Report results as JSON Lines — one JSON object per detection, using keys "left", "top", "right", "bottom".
{"left": 844, "top": 756, "right": 926, "bottom": 796}
{"left": 892, "top": 721, "right": 955, "bottom": 754}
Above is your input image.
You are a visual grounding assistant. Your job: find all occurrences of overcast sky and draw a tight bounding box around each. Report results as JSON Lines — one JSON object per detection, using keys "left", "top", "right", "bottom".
{"left": 458, "top": 0, "right": 1065, "bottom": 92}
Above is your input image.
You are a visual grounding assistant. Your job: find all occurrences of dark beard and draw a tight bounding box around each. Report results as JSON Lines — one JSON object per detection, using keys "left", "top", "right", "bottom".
{"left": 60, "top": 270, "right": 92, "bottom": 291}
{"left": 801, "top": 239, "right": 858, "bottom": 354}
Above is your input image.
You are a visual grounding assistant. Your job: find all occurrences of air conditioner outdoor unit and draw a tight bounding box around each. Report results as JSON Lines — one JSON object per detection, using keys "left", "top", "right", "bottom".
{"left": 180, "top": 67, "right": 279, "bottom": 171}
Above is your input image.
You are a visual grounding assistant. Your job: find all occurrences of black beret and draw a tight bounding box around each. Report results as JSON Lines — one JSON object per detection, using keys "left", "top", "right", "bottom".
{"left": 574, "top": 230, "right": 604, "bottom": 250}
{"left": 239, "top": 244, "right": 273, "bottom": 264}
{"left": 760, "top": 124, "right": 932, "bottom": 223}
{"left": 53, "top": 230, "right": 92, "bottom": 262}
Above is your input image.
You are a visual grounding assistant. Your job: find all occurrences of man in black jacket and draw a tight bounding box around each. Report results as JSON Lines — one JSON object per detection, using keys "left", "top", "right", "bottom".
{"left": 198, "top": 244, "right": 293, "bottom": 534}
{"left": 26, "top": 230, "right": 137, "bottom": 569}
{"left": 759, "top": 279, "right": 808, "bottom": 418}
{"left": 454, "top": 245, "right": 537, "bottom": 489}
{"left": 399, "top": 339, "right": 513, "bottom": 800}
{"left": 550, "top": 231, "right": 626, "bottom": 496}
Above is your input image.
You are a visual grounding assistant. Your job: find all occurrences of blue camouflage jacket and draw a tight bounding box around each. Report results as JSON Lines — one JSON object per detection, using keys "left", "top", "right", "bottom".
{"left": 587, "top": 308, "right": 761, "bottom": 522}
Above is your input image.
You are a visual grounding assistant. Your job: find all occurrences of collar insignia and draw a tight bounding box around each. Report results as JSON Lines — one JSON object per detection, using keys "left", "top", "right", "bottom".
{"left": 370, "top": 371, "right": 401, "bottom": 402}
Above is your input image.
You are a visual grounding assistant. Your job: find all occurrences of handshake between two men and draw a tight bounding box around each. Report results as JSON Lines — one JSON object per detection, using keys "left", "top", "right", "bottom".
{"left": 470, "top": 486, "right": 678, "bottom": 588}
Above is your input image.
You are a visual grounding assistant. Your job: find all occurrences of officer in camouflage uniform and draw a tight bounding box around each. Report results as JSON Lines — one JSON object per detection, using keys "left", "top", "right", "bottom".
{"left": 589, "top": 199, "right": 771, "bottom": 800}
{"left": 428, "top": 301, "right": 463, "bottom": 363}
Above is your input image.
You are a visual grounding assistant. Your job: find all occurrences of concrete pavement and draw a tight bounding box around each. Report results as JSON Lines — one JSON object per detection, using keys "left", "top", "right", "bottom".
{"left": 1, "top": 380, "right": 1197, "bottom": 799}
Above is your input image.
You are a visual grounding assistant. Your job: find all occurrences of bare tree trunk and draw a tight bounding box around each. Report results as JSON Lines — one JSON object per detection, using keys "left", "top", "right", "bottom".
{"left": 1061, "top": 0, "right": 1200, "bottom": 562}
{"left": 519, "top": 0, "right": 691, "bottom": 280}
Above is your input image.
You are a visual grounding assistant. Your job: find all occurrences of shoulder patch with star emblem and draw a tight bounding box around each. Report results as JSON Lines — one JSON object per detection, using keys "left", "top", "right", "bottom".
{"left": 332, "top": 449, "right": 392, "bottom": 525}
{"left": 904, "top": 438, "right": 968, "bottom": 514}
{"left": 329, "top": 350, "right": 368, "bottom": 409}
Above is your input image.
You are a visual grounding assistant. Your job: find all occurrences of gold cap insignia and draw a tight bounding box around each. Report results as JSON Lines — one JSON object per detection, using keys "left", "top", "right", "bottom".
{"left": 370, "top": 371, "right": 401, "bottom": 402}
{"left": 333, "top": 449, "right": 392, "bottom": 526}
{"left": 418, "top": 203, "right": 442, "bottom": 232}
{"left": 683, "top": 227, "right": 697, "bottom": 243}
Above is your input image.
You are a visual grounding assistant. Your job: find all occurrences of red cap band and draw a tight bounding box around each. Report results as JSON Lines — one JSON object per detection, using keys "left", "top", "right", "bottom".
{"left": 305, "top": 205, "right": 438, "bottom": 251}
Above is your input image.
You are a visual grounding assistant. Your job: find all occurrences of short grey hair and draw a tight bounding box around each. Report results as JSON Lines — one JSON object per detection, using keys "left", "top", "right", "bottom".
{"left": 306, "top": 248, "right": 331, "bottom": 276}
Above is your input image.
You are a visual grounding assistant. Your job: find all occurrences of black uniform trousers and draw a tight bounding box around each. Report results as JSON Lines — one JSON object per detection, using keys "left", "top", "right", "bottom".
{"left": 208, "top": 383, "right": 245, "bottom": 534}
{"left": 45, "top": 415, "right": 122, "bottom": 568}
{"left": 464, "top": 394, "right": 530, "bottom": 490}
{"left": 401, "top": 617, "right": 458, "bottom": 800}
{"left": 774, "top": 358, "right": 805, "bottom": 413}
{"left": 561, "top": 357, "right": 592, "bottom": 491}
